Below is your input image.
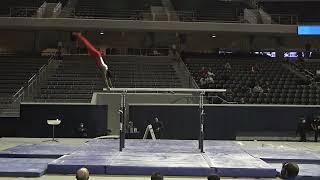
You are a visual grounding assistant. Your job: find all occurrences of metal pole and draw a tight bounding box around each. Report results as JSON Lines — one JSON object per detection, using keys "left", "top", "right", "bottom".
{"left": 122, "top": 90, "right": 126, "bottom": 149}
{"left": 52, "top": 125, "right": 55, "bottom": 141}
{"left": 119, "top": 90, "right": 127, "bottom": 151}
{"left": 119, "top": 93, "right": 124, "bottom": 151}
{"left": 199, "top": 91, "right": 204, "bottom": 153}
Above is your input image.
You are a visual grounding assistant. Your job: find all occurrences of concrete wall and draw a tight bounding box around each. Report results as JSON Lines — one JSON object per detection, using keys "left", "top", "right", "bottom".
{"left": 0, "top": 30, "right": 35, "bottom": 52}
{"left": 0, "top": 18, "right": 297, "bottom": 34}
{"left": 0, "top": 30, "right": 71, "bottom": 52}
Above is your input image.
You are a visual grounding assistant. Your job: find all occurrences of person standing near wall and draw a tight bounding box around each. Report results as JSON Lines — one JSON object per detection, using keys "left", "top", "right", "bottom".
{"left": 311, "top": 116, "right": 320, "bottom": 142}
{"left": 296, "top": 117, "right": 307, "bottom": 142}
{"left": 152, "top": 117, "right": 164, "bottom": 139}
{"left": 57, "top": 41, "right": 63, "bottom": 60}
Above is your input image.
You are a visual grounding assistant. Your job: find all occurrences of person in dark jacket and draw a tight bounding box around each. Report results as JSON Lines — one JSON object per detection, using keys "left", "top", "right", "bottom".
{"left": 311, "top": 117, "right": 320, "bottom": 142}
{"left": 296, "top": 118, "right": 307, "bottom": 142}
{"left": 152, "top": 117, "right": 164, "bottom": 139}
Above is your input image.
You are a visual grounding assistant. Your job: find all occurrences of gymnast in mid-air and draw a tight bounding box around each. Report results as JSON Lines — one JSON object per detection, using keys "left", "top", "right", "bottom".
{"left": 72, "top": 32, "right": 112, "bottom": 90}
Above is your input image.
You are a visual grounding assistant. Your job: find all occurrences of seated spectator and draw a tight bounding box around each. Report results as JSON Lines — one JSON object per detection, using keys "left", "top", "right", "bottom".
{"left": 251, "top": 64, "right": 259, "bottom": 73}
{"left": 151, "top": 172, "right": 163, "bottom": 180}
{"left": 207, "top": 174, "right": 220, "bottom": 180}
{"left": 200, "top": 77, "right": 207, "bottom": 88}
{"left": 253, "top": 84, "right": 264, "bottom": 93}
{"left": 207, "top": 68, "right": 215, "bottom": 77}
{"left": 279, "top": 162, "right": 299, "bottom": 179}
{"left": 240, "top": 97, "right": 245, "bottom": 104}
{"left": 224, "top": 62, "right": 231, "bottom": 72}
{"left": 248, "top": 80, "right": 255, "bottom": 89}
{"left": 206, "top": 75, "right": 215, "bottom": 86}
{"left": 199, "top": 66, "right": 208, "bottom": 77}
{"left": 76, "top": 167, "right": 89, "bottom": 180}
{"left": 262, "top": 81, "right": 271, "bottom": 94}
{"left": 241, "top": 85, "right": 250, "bottom": 94}
{"left": 315, "top": 70, "right": 320, "bottom": 82}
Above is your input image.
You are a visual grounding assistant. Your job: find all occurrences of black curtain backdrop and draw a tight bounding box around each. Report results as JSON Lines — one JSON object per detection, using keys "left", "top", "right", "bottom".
{"left": 129, "top": 105, "right": 320, "bottom": 140}
{"left": 19, "top": 104, "right": 108, "bottom": 138}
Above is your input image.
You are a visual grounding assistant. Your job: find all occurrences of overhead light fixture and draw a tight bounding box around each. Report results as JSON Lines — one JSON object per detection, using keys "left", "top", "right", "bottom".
{"left": 211, "top": 34, "right": 216, "bottom": 38}
{"left": 99, "top": 31, "right": 104, "bottom": 35}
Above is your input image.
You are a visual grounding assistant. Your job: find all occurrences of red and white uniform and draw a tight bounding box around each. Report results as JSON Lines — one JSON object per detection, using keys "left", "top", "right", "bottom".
{"left": 72, "top": 32, "right": 108, "bottom": 70}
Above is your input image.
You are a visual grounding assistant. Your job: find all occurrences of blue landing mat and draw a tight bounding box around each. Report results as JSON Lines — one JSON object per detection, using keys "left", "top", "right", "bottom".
{"left": 71, "top": 145, "right": 119, "bottom": 156}
{"left": 0, "top": 144, "right": 81, "bottom": 158}
{"left": 269, "top": 163, "right": 320, "bottom": 178}
{"left": 0, "top": 158, "right": 54, "bottom": 177}
{"left": 47, "top": 154, "right": 116, "bottom": 174}
{"left": 47, "top": 141, "right": 119, "bottom": 174}
{"left": 124, "top": 140, "right": 200, "bottom": 153}
{"left": 204, "top": 146, "right": 277, "bottom": 177}
{"left": 3, "top": 140, "right": 318, "bottom": 178}
{"left": 108, "top": 152, "right": 212, "bottom": 176}
{"left": 85, "top": 139, "right": 119, "bottom": 145}
{"left": 242, "top": 146, "right": 320, "bottom": 164}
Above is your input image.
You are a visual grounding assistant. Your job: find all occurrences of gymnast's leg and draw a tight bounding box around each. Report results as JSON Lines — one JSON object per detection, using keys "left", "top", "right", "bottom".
{"left": 99, "top": 57, "right": 112, "bottom": 90}
{"left": 72, "top": 32, "right": 113, "bottom": 90}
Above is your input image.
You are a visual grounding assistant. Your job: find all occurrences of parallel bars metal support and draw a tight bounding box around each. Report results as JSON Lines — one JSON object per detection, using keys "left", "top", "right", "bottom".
{"left": 109, "top": 88, "right": 226, "bottom": 153}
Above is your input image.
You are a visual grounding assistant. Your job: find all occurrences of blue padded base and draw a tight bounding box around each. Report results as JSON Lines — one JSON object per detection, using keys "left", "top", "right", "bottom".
{"left": 241, "top": 146, "right": 320, "bottom": 164}
{"left": 203, "top": 143, "right": 277, "bottom": 177}
{"left": 0, "top": 158, "right": 54, "bottom": 177}
{"left": 0, "top": 144, "right": 80, "bottom": 159}
{"left": 47, "top": 154, "right": 116, "bottom": 174}
{"left": 107, "top": 166, "right": 214, "bottom": 176}
{"left": 1, "top": 140, "right": 319, "bottom": 178}
{"left": 108, "top": 151, "right": 212, "bottom": 176}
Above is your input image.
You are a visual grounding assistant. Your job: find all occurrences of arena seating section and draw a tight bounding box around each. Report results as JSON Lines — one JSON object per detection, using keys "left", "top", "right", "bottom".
{"left": 75, "top": 0, "right": 150, "bottom": 19}
{"left": 109, "top": 57, "right": 181, "bottom": 88}
{"left": 260, "top": 1, "right": 320, "bottom": 24}
{"left": 0, "top": 55, "right": 47, "bottom": 112}
{"left": 0, "top": 53, "right": 319, "bottom": 107}
{"left": 35, "top": 56, "right": 104, "bottom": 102}
{"left": 185, "top": 54, "right": 320, "bottom": 105}
{"left": 35, "top": 56, "right": 182, "bottom": 102}
{"left": 171, "top": 0, "right": 248, "bottom": 22}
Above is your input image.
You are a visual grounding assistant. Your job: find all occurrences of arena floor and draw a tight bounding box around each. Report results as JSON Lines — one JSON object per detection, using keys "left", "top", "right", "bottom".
{"left": 0, "top": 138, "right": 319, "bottom": 180}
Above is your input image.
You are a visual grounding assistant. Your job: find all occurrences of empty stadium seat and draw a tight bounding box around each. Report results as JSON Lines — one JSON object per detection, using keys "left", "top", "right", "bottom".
{"left": 185, "top": 53, "right": 320, "bottom": 105}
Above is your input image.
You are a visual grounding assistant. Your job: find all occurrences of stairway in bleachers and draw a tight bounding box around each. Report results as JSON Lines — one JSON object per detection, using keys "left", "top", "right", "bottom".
{"left": 35, "top": 56, "right": 103, "bottom": 103}
{"left": 0, "top": 55, "right": 47, "bottom": 116}
{"left": 303, "top": 61, "right": 320, "bottom": 77}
